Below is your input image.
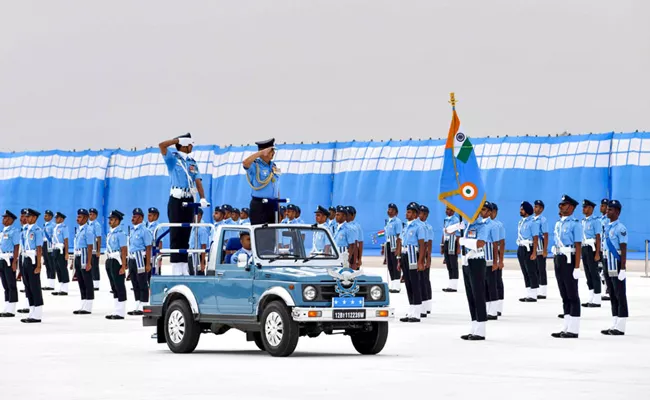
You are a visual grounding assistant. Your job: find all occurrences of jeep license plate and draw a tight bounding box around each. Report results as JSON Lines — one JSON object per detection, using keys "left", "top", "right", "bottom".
{"left": 332, "top": 309, "right": 366, "bottom": 320}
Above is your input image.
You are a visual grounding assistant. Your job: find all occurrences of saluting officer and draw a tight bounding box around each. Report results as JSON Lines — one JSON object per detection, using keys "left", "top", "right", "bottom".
{"left": 158, "top": 133, "right": 209, "bottom": 276}
{"left": 459, "top": 211, "right": 490, "bottom": 340}
{"left": 383, "top": 203, "right": 402, "bottom": 293}
{"left": 105, "top": 210, "right": 128, "bottom": 320}
{"left": 490, "top": 204, "right": 506, "bottom": 316}
{"left": 533, "top": 200, "right": 549, "bottom": 299}
{"left": 398, "top": 202, "right": 426, "bottom": 323}
{"left": 127, "top": 208, "right": 153, "bottom": 315}
{"left": 581, "top": 199, "right": 603, "bottom": 308}
{"left": 551, "top": 195, "right": 583, "bottom": 339}
{"left": 601, "top": 200, "right": 629, "bottom": 335}
{"left": 599, "top": 198, "right": 611, "bottom": 301}
{"left": 88, "top": 208, "right": 102, "bottom": 291}
{"left": 418, "top": 205, "right": 434, "bottom": 317}
{"left": 441, "top": 207, "right": 461, "bottom": 292}
{"left": 188, "top": 208, "right": 209, "bottom": 276}
{"left": 73, "top": 209, "right": 95, "bottom": 315}
{"left": 42, "top": 210, "right": 56, "bottom": 291}
{"left": 0, "top": 210, "right": 20, "bottom": 317}
{"left": 333, "top": 206, "right": 357, "bottom": 267}
{"left": 20, "top": 209, "right": 45, "bottom": 323}
{"left": 517, "top": 201, "right": 540, "bottom": 302}
{"left": 51, "top": 212, "right": 70, "bottom": 296}
{"left": 480, "top": 202, "right": 500, "bottom": 320}
{"left": 242, "top": 138, "right": 281, "bottom": 224}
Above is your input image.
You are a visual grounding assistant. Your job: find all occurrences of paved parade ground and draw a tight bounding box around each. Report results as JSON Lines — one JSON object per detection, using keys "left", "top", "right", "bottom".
{"left": 1, "top": 258, "right": 649, "bottom": 400}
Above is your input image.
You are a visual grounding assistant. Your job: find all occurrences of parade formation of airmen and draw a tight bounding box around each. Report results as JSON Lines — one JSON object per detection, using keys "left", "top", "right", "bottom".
{"left": 0, "top": 135, "right": 631, "bottom": 342}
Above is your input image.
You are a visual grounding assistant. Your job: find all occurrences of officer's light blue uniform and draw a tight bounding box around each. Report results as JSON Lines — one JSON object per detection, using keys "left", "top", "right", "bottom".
{"left": 517, "top": 214, "right": 541, "bottom": 295}
{"left": 535, "top": 215, "right": 548, "bottom": 254}
{"left": 400, "top": 216, "right": 426, "bottom": 316}
{"left": 146, "top": 220, "right": 160, "bottom": 243}
{"left": 245, "top": 158, "right": 279, "bottom": 199}
{"left": 231, "top": 248, "right": 253, "bottom": 265}
{"left": 20, "top": 221, "right": 45, "bottom": 315}
{"left": 106, "top": 226, "right": 128, "bottom": 254}
{"left": 164, "top": 150, "right": 201, "bottom": 195}
{"left": 74, "top": 224, "right": 95, "bottom": 265}
{"left": 129, "top": 224, "right": 153, "bottom": 270}
{"left": 239, "top": 218, "right": 250, "bottom": 225}
{"left": 460, "top": 218, "right": 490, "bottom": 337}
{"left": 43, "top": 220, "right": 54, "bottom": 251}
{"left": 311, "top": 225, "right": 329, "bottom": 254}
{"left": 1, "top": 225, "right": 21, "bottom": 253}
{"left": 52, "top": 222, "right": 69, "bottom": 251}
{"left": 603, "top": 215, "right": 629, "bottom": 330}
{"left": 0, "top": 223, "right": 21, "bottom": 309}
{"left": 333, "top": 222, "right": 355, "bottom": 254}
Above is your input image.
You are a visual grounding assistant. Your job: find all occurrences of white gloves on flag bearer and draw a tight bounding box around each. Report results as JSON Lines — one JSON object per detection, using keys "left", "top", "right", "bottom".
{"left": 618, "top": 270, "right": 626, "bottom": 281}
{"left": 573, "top": 268, "right": 580, "bottom": 280}
{"left": 200, "top": 198, "right": 210, "bottom": 208}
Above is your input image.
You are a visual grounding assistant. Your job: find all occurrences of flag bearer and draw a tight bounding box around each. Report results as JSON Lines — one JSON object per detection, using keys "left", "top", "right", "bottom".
{"left": 73, "top": 209, "right": 95, "bottom": 315}
{"left": 601, "top": 200, "right": 628, "bottom": 335}
{"left": 441, "top": 207, "right": 461, "bottom": 292}
{"left": 459, "top": 212, "right": 490, "bottom": 340}
{"left": 533, "top": 200, "right": 549, "bottom": 299}
{"left": 551, "top": 195, "right": 583, "bottom": 339}
{"left": 20, "top": 209, "right": 45, "bottom": 323}
{"left": 384, "top": 203, "right": 402, "bottom": 293}
{"left": 581, "top": 199, "right": 603, "bottom": 308}
{"left": 127, "top": 208, "right": 153, "bottom": 315}
{"left": 0, "top": 210, "right": 20, "bottom": 317}
{"left": 105, "top": 210, "right": 128, "bottom": 320}
{"left": 517, "top": 201, "right": 540, "bottom": 302}
{"left": 418, "top": 205, "right": 434, "bottom": 316}
{"left": 398, "top": 202, "right": 426, "bottom": 323}
{"left": 51, "top": 212, "right": 70, "bottom": 296}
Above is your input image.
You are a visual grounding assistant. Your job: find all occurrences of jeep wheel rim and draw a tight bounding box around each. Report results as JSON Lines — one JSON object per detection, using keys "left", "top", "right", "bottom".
{"left": 168, "top": 310, "right": 185, "bottom": 344}
{"left": 265, "top": 311, "right": 283, "bottom": 347}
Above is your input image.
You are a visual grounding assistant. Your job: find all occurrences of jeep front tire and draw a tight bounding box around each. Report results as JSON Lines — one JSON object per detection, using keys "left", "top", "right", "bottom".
{"left": 350, "top": 322, "right": 388, "bottom": 355}
{"left": 260, "top": 301, "right": 299, "bottom": 357}
{"left": 164, "top": 299, "right": 201, "bottom": 353}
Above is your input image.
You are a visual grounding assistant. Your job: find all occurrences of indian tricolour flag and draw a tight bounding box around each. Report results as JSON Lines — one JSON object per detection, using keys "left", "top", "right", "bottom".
{"left": 438, "top": 97, "right": 486, "bottom": 223}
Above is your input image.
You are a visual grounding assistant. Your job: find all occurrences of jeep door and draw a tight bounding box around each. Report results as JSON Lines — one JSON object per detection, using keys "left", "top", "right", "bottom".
{"left": 214, "top": 227, "right": 255, "bottom": 315}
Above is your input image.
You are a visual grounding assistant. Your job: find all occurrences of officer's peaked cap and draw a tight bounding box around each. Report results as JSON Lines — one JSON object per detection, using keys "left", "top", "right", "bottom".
{"left": 108, "top": 210, "right": 124, "bottom": 220}
{"left": 2, "top": 210, "right": 17, "bottom": 220}
{"left": 388, "top": 203, "right": 398, "bottom": 212}
{"left": 89, "top": 208, "right": 98, "bottom": 215}
{"left": 26, "top": 208, "right": 40, "bottom": 217}
{"left": 232, "top": 208, "right": 240, "bottom": 214}
{"left": 241, "top": 208, "right": 250, "bottom": 214}
{"left": 491, "top": 203, "right": 499, "bottom": 211}
{"left": 419, "top": 204, "right": 430, "bottom": 213}
{"left": 287, "top": 204, "right": 298, "bottom": 211}
{"left": 346, "top": 206, "right": 356, "bottom": 214}
{"left": 583, "top": 199, "right": 596, "bottom": 208}
{"left": 336, "top": 205, "right": 348, "bottom": 214}
{"left": 221, "top": 204, "right": 233, "bottom": 212}
{"left": 482, "top": 201, "right": 493, "bottom": 211}
{"left": 601, "top": 198, "right": 609, "bottom": 205}
{"left": 21, "top": 209, "right": 28, "bottom": 215}
{"left": 148, "top": 207, "right": 159, "bottom": 215}
{"left": 315, "top": 205, "right": 329, "bottom": 215}
{"left": 534, "top": 200, "right": 544, "bottom": 208}
{"left": 77, "top": 208, "right": 89, "bottom": 216}
{"left": 328, "top": 206, "right": 336, "bottom": 212}
{"left": 607, "top": 200, "right": 622, "bottom": 210}
{"left": 407, "top": 202, "right": 419, "bottom": 212}
{"left": 255, "top": 138, "right": 275, "bottom": 150}
{"left": 55, "top": 212, "right": 66, "bottom": 219}
{"left": 132, "top": 208, "right": 144, "bottom": 217}
{"left": 45, "top": 210, "right": 54, "bottom": 216}
{"left": 558, "top": 194, "right": 579, "bottom": 207}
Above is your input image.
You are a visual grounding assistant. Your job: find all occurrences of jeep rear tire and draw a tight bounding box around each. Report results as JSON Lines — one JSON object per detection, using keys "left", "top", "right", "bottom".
{"left": 260, "top": 301, "right": 299, "bottom": 357}
{"left": 164, "top": 299, "right": 200, "bottom": 353}
{"left": 351, "top": 322, "right": 388, "bottom": 355}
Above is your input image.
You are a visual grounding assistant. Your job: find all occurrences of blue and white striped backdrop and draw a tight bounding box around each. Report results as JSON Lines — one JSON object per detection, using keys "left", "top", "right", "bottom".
{"left": 1, "top": 132, "right": 647, "bottom": 251}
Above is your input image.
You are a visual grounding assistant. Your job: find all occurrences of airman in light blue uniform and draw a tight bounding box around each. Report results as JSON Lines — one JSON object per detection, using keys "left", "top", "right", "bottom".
{"left": 517, "top": 202, "right": 541, "bottom": 302}
{"left": 533, "top": 200, "right": 549, "bottom": 299}
{"left": 384, "top": 203, "right": 402, "bottom": 293}
{"left": 581, "top": 199, "right": 603, "bottom": 307}
{"left": 51, "top": 212, "right": 70, "bottom": 295}
{"left": 399, "top": 202, "right": 426, "bottom": 323}
{"left": 20, "top": 209, "right": 44, "bottom": 323}
{"left": 442, "top": 208, "right": 461, "bottom": 292}
{"left": 0, "top": 210, "right": 21, "bottom": 316}
{"left": 460, "top": 213, "right": 490, "bottom": 340}
{"left": 42, "top": 210, "right": 56, "bottom": 290}
{"left": 127, "top": 208, "right": 153, "bottom": 315}
{"left": 601, "top": 199, "right": 628, "bottom": 335}
{"left": 105, "top": 210, "right": 128, "bottom": 319}
{"left": 74, "top": 209, "right": 96, "bottom": 314}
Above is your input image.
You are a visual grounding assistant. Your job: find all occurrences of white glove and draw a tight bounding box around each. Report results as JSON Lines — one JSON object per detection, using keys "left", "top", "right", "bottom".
{"left": 573, "top": 268, "right": 580, "bottom": 280}
{"left": 618, "top": 269, "right": 627, "bottom": 281}
{"left": 199, "top": 198, "right": 210, "bottom": 208}
{"left": 178, "top": 137, "right": 193, "bottom": 146}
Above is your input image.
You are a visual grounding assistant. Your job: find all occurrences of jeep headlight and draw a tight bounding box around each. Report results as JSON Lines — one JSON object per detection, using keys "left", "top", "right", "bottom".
{"left": 370, "top": 285, "right": 383, "bottom": 301}
{"left": 303, "top": 285, "right": 317, "bottom": 301}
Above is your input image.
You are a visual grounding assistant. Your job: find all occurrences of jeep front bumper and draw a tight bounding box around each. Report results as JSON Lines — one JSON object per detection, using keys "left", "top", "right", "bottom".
{"left": 291, "top": 307, "right": 394, "bottom": 322}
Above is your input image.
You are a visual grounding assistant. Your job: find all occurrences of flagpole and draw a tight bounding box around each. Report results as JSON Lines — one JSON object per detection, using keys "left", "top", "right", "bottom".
{"left": 448, "top": 92, "right": 460, "bottom": 185}
{"left": 449, "top": 92, "right": 456, "bottom": 108}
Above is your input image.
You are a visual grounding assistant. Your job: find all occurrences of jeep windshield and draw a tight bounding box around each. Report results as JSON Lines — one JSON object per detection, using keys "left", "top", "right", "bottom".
{"left": 254, "top": 226, "right": 339, "bottom": 261}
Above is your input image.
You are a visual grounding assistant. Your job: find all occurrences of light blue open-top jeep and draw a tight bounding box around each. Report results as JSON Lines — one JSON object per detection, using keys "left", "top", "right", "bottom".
{"left": 143, "top": 223, "right": 394, "bottom": 357}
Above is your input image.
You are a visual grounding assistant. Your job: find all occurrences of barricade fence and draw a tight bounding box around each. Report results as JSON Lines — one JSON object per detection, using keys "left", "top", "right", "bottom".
{"left": 1, "top": 132, "right": 649, "bottom": 253}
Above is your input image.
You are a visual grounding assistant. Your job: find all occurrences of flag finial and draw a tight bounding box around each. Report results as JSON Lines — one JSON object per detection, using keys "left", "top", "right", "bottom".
{"left": 449, "top": 92, "right": 457, "bottom": 107}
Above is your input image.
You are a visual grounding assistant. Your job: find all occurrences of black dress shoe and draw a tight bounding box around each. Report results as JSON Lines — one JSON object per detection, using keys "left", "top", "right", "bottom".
{"left": 127, "top": 310, "right": 144, "bottom": 316}
{"left": 461, "top": 334, "right": 471, "bottom": 340}
{"left": 408, "top": 317, "right": 420, "bottom": 323}
{"left": 497, "top": 312, "right": 502, "bottom": 317}
{"left": 24, "top": 318, "right": 41, "bottom": 323}
{"left": 581, "top": 302, "right": 590, "bottom": 307}
{"left": 17, "top": 308, "right": 29, "bottom": 313}
{"left": 94, "top": 288, "right": 99, "bottom": 291}
{"left": 519, "top": 297, "right": 537, "bottom": 302}
{"left": 537, "top": 295, "right": 547, "bottom": 299}
{"left": 42, "top": 287, "right": 54, "bottom": 291}
{"left": 468, "top": 335, "right": 485, "bottom": 341}
{"left": 557, "top": 314, "right": 565, "bottom": 319}
{"left": 587, "top": 303, "right": 601, "bottom": 308}
{"left": 20, "top": 289, "right": 25, "bottom": 293}
{"left": 601, "top": 329, "right": 614, "bottom": 335}
{"left": 52, "top": 292, "right": 60, "bottom": 296}
{"left": 560, "top": 332, "right": 578, "bottom": 338}
{"left": 399, "top": 316, "right": 410, "bottom": 322}
{"left": 551, "top": 331, "right": 564, "bottom": 338}
{"left": 0, "top": 313, "right": 15, "bottom": 317}
{"left": 106, "top": 315, "right": 124, "bottom": 320}
{"left": 77, "top": 310, "right": 91, "bottom": 315}
{"left": 604, "top": 329, "right": 624, "bottom": 336}
{"left": 487, "top": 315, "right": 498, "bottom": 320}
{"left": 73, "top": 310, "right": 83, "bottom": 315}
{"left": 602, "top": 295, "right": 610, "bottom": 301}
{"left": 58, "top": 292, "right": 68, "bottom": 296}
{"left": 420, "top": 313, "right": 427, "bottom": 318}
